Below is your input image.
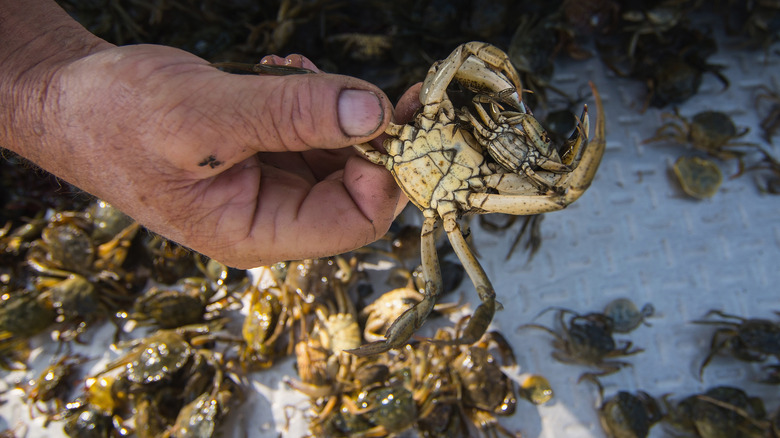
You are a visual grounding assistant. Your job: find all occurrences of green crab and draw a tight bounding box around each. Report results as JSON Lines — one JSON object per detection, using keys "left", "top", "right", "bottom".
{"left": 350, "top": 41, "right": 606, "bottom": 355}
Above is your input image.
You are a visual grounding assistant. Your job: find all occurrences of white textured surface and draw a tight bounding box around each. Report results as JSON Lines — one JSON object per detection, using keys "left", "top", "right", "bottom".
{"left": 2, "top": 38, "right": 779, "bottom": 438}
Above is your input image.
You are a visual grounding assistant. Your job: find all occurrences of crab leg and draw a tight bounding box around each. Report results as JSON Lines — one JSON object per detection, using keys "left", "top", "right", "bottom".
{"left": 469, "top": 191, "right": 569, "bottom": 215}
{"left": 346, "top": 214, "right": 441, "bottom": 356}
{"left": 455, "top": 56, "right": 523, "bottom": 109}
{"left": 421, "top": 42, "right": 525, "bottom": 118}
{"left": 561, "top": 82, "right": 605, "bottom": 205}
{"left": 560, "top": 105, "right": 590, "bottom": 167}
{"left": 437, "top": 212, "right": 497, "bottom": 345}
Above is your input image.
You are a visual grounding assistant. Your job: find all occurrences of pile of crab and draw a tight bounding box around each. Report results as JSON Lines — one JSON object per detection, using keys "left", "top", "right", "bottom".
{"left": 254, "top": 251, "right": 553, "bottom": 437}
{"left": 0, "top": 197, "right": 258, "bottom": 436}
{"left": 1, "top": 41, "right": 604, "bottom": 438}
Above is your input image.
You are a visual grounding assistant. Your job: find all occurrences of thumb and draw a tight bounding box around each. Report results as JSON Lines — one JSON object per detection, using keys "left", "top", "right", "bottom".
{"left": 53, "top": 45, "right": 394, "bottom": 172}
{"left": 213, "top": 69, "right": 394, "bottom": 153}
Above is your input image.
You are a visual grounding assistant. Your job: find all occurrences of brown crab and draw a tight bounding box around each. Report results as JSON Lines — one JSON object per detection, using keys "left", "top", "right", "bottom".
{"left": 349, "top": 41, "right": 606, "bottom": 355}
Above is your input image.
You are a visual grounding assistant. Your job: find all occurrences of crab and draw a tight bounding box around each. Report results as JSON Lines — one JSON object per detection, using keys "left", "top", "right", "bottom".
{"left": 415, "top": 322, "right": 522, "bottom": 438}
{"left": 598, "top": 390, "right": 662, "bottom": 438}
{"left": 517, "top": 307, "right": 644, "bottom": 386}
{"left": 312, "top": 277, "right": 361, "bottom": 355}
{"left": 239, "top": 257, "right": 351, "bottom": 370}
{"left": 644, "top": 110, "right": 756, "bottom": 175}
{"left": 349, "top": 41, "right": 605, "bottom": 355}
{"left": 519, "top": 374, "right": 553, "bottom": 405}
{"left": 603, "top": 298, "right": 655, "bottom": 334}
{"left": 755, "top": 81, "right": 780, "bottom": 143}
{"left": 672, "top": 156, "right": 723, "bottom": 199}
{"left": 284, "top": 270, "right": 363, "bottom": 401}
{"left": 361, "top": 274, "right": 461, "bottom": 344}
{"left": 130, "top": 276, "right": 242, "bottom": 329}
{"left": 694, "top": 310, "right": 780, "bottom": 380}
{"left": 21, "top": 354, "right": 88, "bottom": 421}
{"left": 166, "top": 371, "right": 241, "bottom": 438}
{"left": 361, "top": 286, "right": 427, "bottom": 343}
{"left": 662, "top": 386, "right": 770, "bottom": 438}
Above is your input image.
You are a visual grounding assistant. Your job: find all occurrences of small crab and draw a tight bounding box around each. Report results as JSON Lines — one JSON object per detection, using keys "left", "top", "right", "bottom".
{"left": 239, "top": 283, "right": 291, "bottom": 369}
{"left": 460, "top": 89, "right": 574, "bottom": 190}
{"left": 518, "top": 374, "right": 553, "bottom": 405}
{"left": 99, "top": 321, "right": 226, "bottom": 386}
{"left": 167, "top": 378, "right": 239, "bottom": 438}
{"left": 240, "top": 256, "right": 356, "bottom": 369}
{"left": 360, "top": 275, "right": 460, "bottom": 344}
{"left": 620, "top": 4, "right": 685, "bottom": 58}
{"left": 429, "top": 324, "right": 521, "bottom": 437}
{"left": 518, "top": 307, "right": 644, "bottom": 384}
{"left": 599, "top": 22, "right": 727, "bottom": 109}
{"left": 285, "top": 342, "right": 387, "bottom": 434}
{"left": 745, "top": 144, "right": 780, "bottom": 194}
{"left": 343, "top": 385, "right": 429, "bottom": 437}
{"left": 662, "top": 386, "right": 769, "bottom": 438}
{"left": 672, "top": 156, "right": 723, "bottom": 199}
{"left": 283, "top": 256, "right": 354, "bottom": 303}
{"left": 755, "top": 81, "right": 780, "bottom": 143}
{"left": 694, "top": 310, "right": 780, "bottom": 380}
{"left": 387, "top": 224, "right": 424, "bottom": 265}
{"left": 645, "top": 110, "right": 756, "bottom": 174}
{"left": 722, "top": 1, "right": 780, "bottom": 56}
{"left": 0, "top": 288, "right": 56, "bottom": 341}
{"left": 350, "top": 41, "right": 605, "bottom": 355}
{"left": 21, "top": 354, "right": 88, "bottom": 421}
{"left": 449, "top": 331, "right": 518, "bottom": 419}
{"left": 603, "top": 298, "right": 655, "bottom": 334}
{"left": 131, "top": 276, "right": 242, "bottom": 329}
{"left": 144, "top": 234, "right": 201, "bottom": 285}
{"left": 61, "top": 405, "right": 121, "bottom": 438}
{"left": 27, "top": 211, "right": 140, "bottom": 282}
{"left": 289, "top": 333, "right": 334, "bottom": 393}
{"left": 0, "top": 287, "right": 57, "bottom": 369}
{"left": 326, "top": 33, "right": 393, "bottom": 61}
{"left": 361, "top": 286, "right": 426, "bottom": 344}
{"left": 312, "top": 274, "right": 361, "bottom": 355}
{"left": 85, "top": 200, "right": 135, "bottom": 247}
{"left": 598, "top": 390, "right": 662, "bottom": 438}
{"left": 35, "top": 274, "right": 126, "bottom": 342}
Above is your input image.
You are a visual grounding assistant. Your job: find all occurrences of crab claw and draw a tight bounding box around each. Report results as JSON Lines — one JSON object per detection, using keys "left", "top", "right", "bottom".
{"left": 345, "top": 294, "right": 436, "bottom": 357}
{"left": 430, "top": 295, "right": 498, "bottom": 346}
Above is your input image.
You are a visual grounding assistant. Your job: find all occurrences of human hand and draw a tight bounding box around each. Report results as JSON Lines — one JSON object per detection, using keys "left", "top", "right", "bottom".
{"left": 0, "top": 3, "right": 419, "bottom": 268}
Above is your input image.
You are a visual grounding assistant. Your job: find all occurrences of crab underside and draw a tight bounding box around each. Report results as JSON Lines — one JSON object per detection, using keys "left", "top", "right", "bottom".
{"left": 349, "top": 41, "right": 606, "bottom": 356}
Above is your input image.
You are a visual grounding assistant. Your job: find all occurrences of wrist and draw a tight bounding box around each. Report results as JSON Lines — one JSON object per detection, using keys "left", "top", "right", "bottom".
{"left": 0, "top": 0, "right": 111, "bottom": 163}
